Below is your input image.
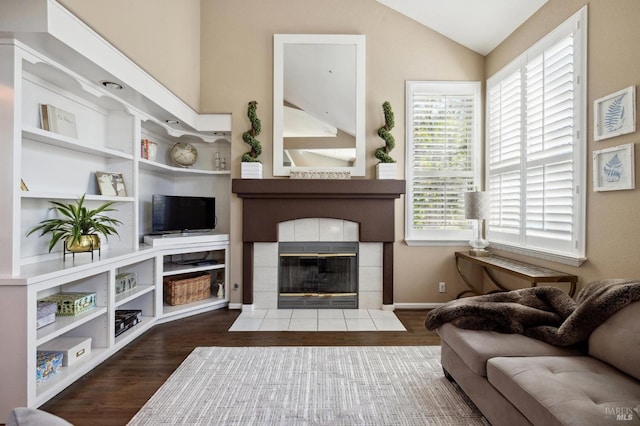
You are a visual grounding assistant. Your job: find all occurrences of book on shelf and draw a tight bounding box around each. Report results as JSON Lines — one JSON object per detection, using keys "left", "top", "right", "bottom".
{"left": 141, "top": 139, "right": 149, "bottom": 159}
{"left": 140, "top": 138, "right": 157, "bottom": 161}
{"left": 40, "top": 104, "right": 78, "bottom": 138}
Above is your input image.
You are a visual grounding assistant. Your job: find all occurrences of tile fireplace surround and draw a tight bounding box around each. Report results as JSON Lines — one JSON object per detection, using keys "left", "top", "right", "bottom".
{"left": 254, "top": 219, "right": 382, "bottom": 309}
{"left": 232, "top": 179, "right": 406, "bottom": 310}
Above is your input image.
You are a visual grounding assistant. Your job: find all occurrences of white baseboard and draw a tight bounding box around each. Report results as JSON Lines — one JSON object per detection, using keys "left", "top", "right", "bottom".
{"left": 394, "top": 303, "right": 445, "bottom": 310}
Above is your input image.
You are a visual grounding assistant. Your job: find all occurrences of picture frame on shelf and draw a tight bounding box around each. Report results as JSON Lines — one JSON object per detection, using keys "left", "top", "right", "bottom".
{"left": 96, "top": 171, "right": 127, "bottom": 197}
{"left": 40, "top": 104, "right": 78, "bottom": 139}
{"left": 593, "top": 143, "right": 635, "bottom": 192}
{"left": 594, "top": 86, "right": 636, "bottom": 141}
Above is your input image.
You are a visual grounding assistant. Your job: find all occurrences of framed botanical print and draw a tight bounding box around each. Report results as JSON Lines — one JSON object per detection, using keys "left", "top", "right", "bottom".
{"left": 594, "top": 86, "right": 636, "bottom": 141}
{"left": 593, "top": 143, "right": 635, "bottom": 191}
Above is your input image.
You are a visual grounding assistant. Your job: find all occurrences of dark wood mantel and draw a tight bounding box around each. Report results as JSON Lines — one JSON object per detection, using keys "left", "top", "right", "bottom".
{"left": 232, "top": 179, "right": 406, "bottom": 306}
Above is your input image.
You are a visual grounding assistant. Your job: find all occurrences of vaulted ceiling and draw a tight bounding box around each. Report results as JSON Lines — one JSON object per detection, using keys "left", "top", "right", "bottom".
{"left": 376, "top": 0, "right": 549, "bottom": 55}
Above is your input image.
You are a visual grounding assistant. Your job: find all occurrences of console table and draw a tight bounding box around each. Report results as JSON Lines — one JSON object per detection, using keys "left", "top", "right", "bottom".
{"left": 455, "top": 251, "right": 578, "bottom": 298}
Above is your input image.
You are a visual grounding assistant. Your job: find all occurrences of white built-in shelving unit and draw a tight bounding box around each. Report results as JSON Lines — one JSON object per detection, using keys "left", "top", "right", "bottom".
{"left": 0, "top": 0, "right": 232, "bottom": 421}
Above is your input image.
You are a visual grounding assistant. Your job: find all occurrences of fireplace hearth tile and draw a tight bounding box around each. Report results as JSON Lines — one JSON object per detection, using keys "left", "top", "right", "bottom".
{"left": 228, "top": 318, "right": 263, "bottom": 331}
{"left": 238, "top": 309, "right": 268, "bottom": 319}
{"left": 318, "top": 309, "right": 345, "bottom": 319}
{"left": 368, "top": 309, "right": 398, "bottom": 319}
{"left": 372, "top": 317, "right": 407, "bottom": 331}
{"left": 318, "top": 318, "right": 348, "bottom": 331}
{"left": 259, "top": 318, "right": 291, "bottom": 331}
{"left": 291, "top": 309, "right": 318, "bottom": 319}
{"left": 265, "top": 309, "right": 293, "bottom": 318}
{"left": 229, "top": 309, "right": 406, "bottom": 332}
{"left": 343, "top": 309, "right": 373, "bottom": 319}
{"left": 345, "top": 318, "right": 377, "bottom": 331}
{"left": 288, "top": 318, "right": 318, "bottom": 331}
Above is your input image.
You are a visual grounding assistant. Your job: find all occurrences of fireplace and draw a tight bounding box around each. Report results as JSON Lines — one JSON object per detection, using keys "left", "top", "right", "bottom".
{"left": 232, "top": 179, "right": 405, "bottom": 309}
{"left": 279, "top": 242, "right": 358, "bottom": 308}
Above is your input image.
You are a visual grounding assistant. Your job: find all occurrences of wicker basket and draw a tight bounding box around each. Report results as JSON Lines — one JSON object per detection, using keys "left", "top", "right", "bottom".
{"left": 163, "top": 272, "right": 211, "bottom": 306}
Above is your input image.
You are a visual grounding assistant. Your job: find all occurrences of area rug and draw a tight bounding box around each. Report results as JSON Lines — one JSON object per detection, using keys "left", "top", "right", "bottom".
{"left": 128, "top": 346, "right": 486, "bottom": 425}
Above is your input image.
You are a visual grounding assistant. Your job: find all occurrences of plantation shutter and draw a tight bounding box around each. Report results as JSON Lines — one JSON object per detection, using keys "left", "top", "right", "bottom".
{"left": 486, "top": 7, "right": 586, "bottom": 263}
{"left": 406, "top": 81, "right": 481, "bottom": 243}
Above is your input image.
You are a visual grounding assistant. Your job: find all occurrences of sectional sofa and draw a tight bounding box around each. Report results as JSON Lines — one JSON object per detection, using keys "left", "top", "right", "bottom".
{"left": 435, "top": 294, "right": 640, "bottom": 425}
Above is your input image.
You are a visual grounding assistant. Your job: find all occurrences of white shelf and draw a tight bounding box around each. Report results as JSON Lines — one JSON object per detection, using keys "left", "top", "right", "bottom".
{"left": 162, "top": 263, "right": 225, "bottom": 276}
{"left": 162, "top": 296, "right": 227, "bottom": 318}
{"left": 36, "top": 306, "right": 108, "bottom": 346}
{"left": 143, "top": 232, "right": 229, "bottom": 248}
{"left": 23, "top": 127, "right": 133, "bottom": 160}
{"left": 35, "top": 347, "right": 110, "bottom": 402}
{"left": 0, "top": 2, "right": 233, "bottom": 420}
{"left": 21, "top": 191, "right": 134, "bottom": 203}
{"left": 115, "top": 284, "right": 155, "bottom": 307}
{"left": 139, "top": 158, "right": 230, "bottom": 176}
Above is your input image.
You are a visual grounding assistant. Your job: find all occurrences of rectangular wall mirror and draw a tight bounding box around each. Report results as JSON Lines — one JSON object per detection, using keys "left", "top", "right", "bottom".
{"left": 273, "top": 34, "right": 366, "bottom": 176}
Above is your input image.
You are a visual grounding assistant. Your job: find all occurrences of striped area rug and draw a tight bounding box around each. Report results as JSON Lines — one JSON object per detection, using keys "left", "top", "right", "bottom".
{"left": 128, "top": 346, "right": 486, "bottom": 425}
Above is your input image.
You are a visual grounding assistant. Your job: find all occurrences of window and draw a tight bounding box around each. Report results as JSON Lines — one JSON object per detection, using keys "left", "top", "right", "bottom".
{"left": 405, "top": 81, "right": 481, "bottom": 244}
{"left": 486, "top": 7, "right": 587, "bottom": 265}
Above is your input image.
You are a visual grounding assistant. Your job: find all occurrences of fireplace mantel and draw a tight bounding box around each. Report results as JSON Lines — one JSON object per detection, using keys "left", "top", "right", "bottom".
{"left": 232, "top": 179, "right": 406, "bottom": 306}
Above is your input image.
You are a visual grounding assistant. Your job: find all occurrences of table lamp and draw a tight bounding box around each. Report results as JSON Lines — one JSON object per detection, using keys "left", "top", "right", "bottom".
{"left": 464, "top": 191, "right": 490, "bottom": 257}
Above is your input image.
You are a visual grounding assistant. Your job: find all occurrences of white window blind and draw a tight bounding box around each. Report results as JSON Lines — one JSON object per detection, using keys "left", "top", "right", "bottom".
{"left": 486, "top": 7, "right": 587, "bottom": 264}
{"left": 406, "top": 81, "right": 481, "bottom": 244}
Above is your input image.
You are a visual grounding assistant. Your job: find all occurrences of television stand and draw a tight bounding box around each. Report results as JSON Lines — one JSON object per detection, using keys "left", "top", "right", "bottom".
{"left": 143, "top": 232, "right": 229, "bottom": 247}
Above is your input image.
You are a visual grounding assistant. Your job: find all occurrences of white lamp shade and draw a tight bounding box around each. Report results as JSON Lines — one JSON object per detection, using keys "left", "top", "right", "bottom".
{"left": 464, "top": 191, "right": 489, "bottom": 220}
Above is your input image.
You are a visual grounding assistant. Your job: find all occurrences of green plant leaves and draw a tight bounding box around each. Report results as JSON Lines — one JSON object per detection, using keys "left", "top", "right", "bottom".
{"left": 26, "top": 194, "right": 123, "bottom": 252}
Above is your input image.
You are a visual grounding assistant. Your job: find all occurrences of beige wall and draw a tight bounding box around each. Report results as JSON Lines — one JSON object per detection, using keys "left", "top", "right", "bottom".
{"left": 485, "top": 0, "right": 640, "bottom": 292}
{"left": 198, "top": 0, "right": 484, "bottom": 305}
{"left": 58, "top": 0, "right": 201, "bottom": 110}
{"left": 58, "top": 0, "right": 640, "bottom": 306}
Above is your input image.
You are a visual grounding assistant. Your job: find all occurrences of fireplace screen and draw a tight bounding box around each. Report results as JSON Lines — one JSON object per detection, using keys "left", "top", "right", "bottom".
{"left": 279, "top": 242, "right": 358, "bottom": 308}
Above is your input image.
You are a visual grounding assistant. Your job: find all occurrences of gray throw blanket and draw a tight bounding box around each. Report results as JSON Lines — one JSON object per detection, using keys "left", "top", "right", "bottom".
{"left": 425, "top": 279, "right": 640, "bottom": 346}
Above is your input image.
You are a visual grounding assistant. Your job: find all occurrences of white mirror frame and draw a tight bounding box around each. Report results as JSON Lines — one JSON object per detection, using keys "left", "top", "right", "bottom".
{"left": 273, "top": 34, "right": 366, "bottom": 176}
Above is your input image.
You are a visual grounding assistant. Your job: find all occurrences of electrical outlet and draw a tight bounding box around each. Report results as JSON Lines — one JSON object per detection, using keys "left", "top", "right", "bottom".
{"left": 233, "top": 283, "right": 239, "bottom": 291}
{"left": 439, "top": 281, "right": 446, "bottom": 293}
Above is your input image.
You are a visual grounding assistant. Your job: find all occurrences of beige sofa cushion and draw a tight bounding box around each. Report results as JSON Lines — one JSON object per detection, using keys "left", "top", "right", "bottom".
{"left": 589, "top": 301, "right": 640, "bottom": 380}
{"left": 488, "top": 356, "right": 640, "bottom": 426}
{"left": 437, "top": 322, "right": 582, "bottom": 376}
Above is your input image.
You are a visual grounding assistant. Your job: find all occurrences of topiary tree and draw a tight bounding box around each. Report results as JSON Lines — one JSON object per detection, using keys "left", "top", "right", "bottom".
{"left": 241, "top": 100, "right": 262, "bottom": 162}
{"left": 375, "top": 101, "right": 396, "bottom": 163}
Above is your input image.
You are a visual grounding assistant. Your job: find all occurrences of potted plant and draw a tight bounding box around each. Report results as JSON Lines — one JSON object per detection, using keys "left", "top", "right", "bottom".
{"left": 375, "top": 101, "right": 397, "bottom": 179}
{"left": 241, "top": 100, "right": 263, "bottom": 178}
{"left": 27, "top": 194, "right": 122, "bottom": 253}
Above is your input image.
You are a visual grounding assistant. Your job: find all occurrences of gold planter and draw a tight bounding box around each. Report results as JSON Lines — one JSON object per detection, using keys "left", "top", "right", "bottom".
{"left": 65, "top": 235, "right": 101, "bottom": 252}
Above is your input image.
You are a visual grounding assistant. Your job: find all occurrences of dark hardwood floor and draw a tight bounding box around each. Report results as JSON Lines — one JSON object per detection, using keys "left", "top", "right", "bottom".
{"left": 40, "top": 309, "right": 437, "bottom": 425}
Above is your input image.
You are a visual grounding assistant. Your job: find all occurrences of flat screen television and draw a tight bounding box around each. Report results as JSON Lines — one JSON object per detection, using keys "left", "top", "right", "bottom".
{"left": 152, "top": 195, "right": 216, "bottom": 234}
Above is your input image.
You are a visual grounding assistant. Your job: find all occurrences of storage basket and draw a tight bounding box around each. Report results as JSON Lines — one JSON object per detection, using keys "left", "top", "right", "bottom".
{"left": 163, "top": 272, "right": 211, "bottom": 306}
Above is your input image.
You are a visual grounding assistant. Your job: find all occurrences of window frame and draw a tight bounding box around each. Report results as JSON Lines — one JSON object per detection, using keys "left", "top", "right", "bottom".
{"left": 405, "top": 80, "right": 482, "bottom": 246}
{"left": 485, "top": 7, "right": 587, "bottom": 266}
